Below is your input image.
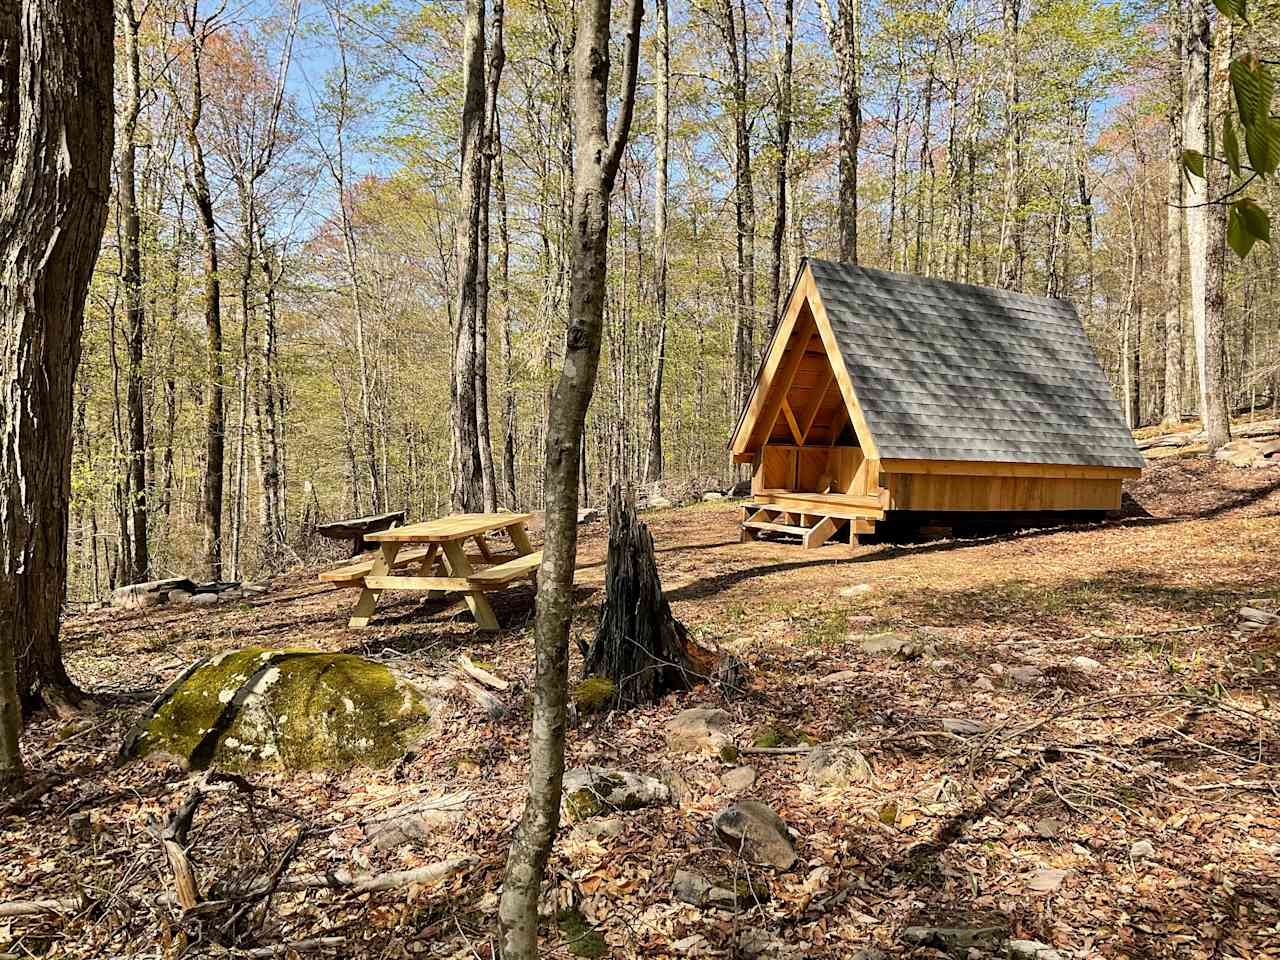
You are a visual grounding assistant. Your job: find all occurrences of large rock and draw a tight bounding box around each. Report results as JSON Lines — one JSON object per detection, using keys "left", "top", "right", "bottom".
{"left": 120, "top": 647, "right": 437, "bottom": 771}
{"left": 805, "top": 743, "right": 873, "bottom": 787}
{"left": 720, "top": 765, "right": 757, "bottom": 794}
{"left": 113, "top": 577, "right": 196, "bottom": 610}
{"left": 666, "top": 707, "right": 735, "bottom": 757}
{"left": 713, "top": 800, "right": 797, "bottom": 870}
{"left": 672, "top": 868, "right": 770, "bottom": 909}
{"left": 561, "top": 766, "right": 670, "bottom": 821}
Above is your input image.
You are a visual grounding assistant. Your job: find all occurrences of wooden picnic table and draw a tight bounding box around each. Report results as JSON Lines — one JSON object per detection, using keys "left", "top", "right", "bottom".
{"left": 318, "top": 512, "right": 537, "bottom": 630}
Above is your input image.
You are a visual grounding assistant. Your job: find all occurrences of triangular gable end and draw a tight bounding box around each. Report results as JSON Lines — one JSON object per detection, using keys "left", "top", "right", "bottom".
{"left": 729, "top": 260, "right": 879, "bottom": 461}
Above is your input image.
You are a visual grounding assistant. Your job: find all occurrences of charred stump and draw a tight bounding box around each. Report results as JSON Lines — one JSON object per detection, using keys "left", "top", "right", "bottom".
{"left": 580, "top": 489, "right": 721, "bottom": 708}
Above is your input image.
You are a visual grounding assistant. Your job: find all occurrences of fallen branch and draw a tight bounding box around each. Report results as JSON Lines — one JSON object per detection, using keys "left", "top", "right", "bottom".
{"left": 251, "top": 856, "right": 472, "bottom": 897}
{"left": 739, "top": 745, "right": 811, "bottom": 755}
{"left": 458, "top": 655, "right": 509, "bottom": 691}
{"left": 148, "top": 782, "right": 208, "bottom": 911}
{"left": 459, "top": 680, "right": 507, "bottom": 719}
{"left": 0, "top": 897, "right": 81, "bottom": 918}
{"left": 236, "top": 937, "right": 345, "bottom": 957}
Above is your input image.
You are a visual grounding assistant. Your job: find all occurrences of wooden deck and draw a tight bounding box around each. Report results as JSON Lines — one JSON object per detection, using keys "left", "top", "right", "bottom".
{"left": 740, "top": 489, "right": 883, "bottom": 549}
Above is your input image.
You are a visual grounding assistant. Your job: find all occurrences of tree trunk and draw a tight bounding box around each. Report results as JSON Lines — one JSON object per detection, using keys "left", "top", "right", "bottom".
{"left": 1, "top": 0, "right": 114, "bottom": 751}
{"left": 119, "top": 0, "right": 148, "bottom": 583}
{"left": 452, "top": 0, "right": 487, "bottom": 513}
{"left": 582, "top": 491, "right": 706, "bottom": 705}
{"left": 496, "top": 0, "right": 643, "bottom": 951}
{"left": 1184, "top": 1, "right": 1231, "bottom": 451}
{"left": 995, "top": 0, "right": 1023, "bottom": 290}
{"left": 767, "top": 0, "right": 793, "bottom": 317}
{"left": 1162, "top": 0, "right": 1185, "bottom": 427}
{"left": 821, "top": 0, "right": 861, "bottom": 263}
{"left": 495, "top": 113, "right": 518, "bottom": 509}
{"left": 643, "top": 0, "right": 670, "bottom": 485}
{"left": 475, "top": 0, "right": 506, "bottom": 514}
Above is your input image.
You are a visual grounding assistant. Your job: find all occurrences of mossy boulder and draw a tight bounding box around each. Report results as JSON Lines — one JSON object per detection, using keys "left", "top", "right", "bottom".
{"left": 572, "top": 676, "right": 617, "bottom": 714}
{"left": 561, "top": 766, "right": 670, "bottom": 821}
{"left": 120, "top": 647, "right": 436, "bottom": 771}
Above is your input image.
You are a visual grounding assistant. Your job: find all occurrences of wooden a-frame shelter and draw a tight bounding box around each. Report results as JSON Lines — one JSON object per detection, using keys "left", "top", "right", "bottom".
{"left": 728, "top": 259, "right": 1144, "bottom": 549}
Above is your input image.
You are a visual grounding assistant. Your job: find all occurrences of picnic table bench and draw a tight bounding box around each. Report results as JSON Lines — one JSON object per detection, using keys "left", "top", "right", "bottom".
{"left": 318, "top": 512, "right": 538, "bottom": 630}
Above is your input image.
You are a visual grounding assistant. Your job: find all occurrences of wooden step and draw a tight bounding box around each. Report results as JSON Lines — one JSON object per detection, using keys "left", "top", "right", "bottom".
{"left": 742, "top": 520, "right": 811, "bottom": 537}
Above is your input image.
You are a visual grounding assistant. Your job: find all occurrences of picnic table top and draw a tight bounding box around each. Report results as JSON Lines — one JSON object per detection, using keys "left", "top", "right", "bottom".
{"left": 365, "top": 512, "right": 533, "bottom": 544}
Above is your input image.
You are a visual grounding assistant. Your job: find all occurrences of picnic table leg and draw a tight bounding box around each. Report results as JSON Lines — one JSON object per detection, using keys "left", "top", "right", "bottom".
{"left": 350, "top": 542, "right": 401, "bottom": 628}
{"left": 441, "top": 540, "right": 500, "bottom": 631}
{"left": 414, "top": 544, "right": 446, "bottom": 600}
{"left": 505, "top": 521, "right": 534, "bottom": 557}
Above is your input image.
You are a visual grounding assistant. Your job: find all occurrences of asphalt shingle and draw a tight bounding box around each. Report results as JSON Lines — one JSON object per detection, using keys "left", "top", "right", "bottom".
{"left": 806, "top": 258, "right": 1145, "bottom": 470}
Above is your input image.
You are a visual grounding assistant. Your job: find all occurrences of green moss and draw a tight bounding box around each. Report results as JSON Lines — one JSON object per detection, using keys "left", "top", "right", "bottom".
{"left": 718, "top": 743, "right": 740, "bottom": 763}
{"left": 572, "top": 676, "right": 617, "bottom": 714}
{"left": 556, "top": 907, "right": 607, "bottom": 958}
{"left": 563, "top": 773, "right": 627, "bottom": 820}
{"left": 751, "top": 723, "right": 812, "bottom": 749}
{"left": 126, "top": 647, "right": 433, "bottom": 772}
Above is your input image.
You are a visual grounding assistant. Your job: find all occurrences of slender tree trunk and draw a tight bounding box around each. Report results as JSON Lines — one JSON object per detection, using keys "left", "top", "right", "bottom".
{"left": 119, "top": 0, "right": 148, "bottom": 583}
{"left": 1184, "top": 1, "right": 1231, "bottom": 450}
{"left": 1163, "top": 0, "right": 1185, "bottom": 427}
{"left": 178, "top": 14, "right": 225, "bottom": 580}
{"left": 643, "top": 0, "right": 670, "bottom": 484}
{"left": 257, "top": 225, "right": 287, "bottom": 547}
{"left": 996, "top": 0, "right": 1023, "bottom": 290}
{"left": 1, "top": 0, "right": 114, "bottom": 761}
{"left": 496, "top": 0, "right": 643, "bottom": 950}
{"left": 767, "top": 0, "right": 793, "bottom": 318}
{"left": 475, "top": 0, "right": 506, "bottom": 514}
{"left": 495, "top": 113, "right": 518, "bottom": 509}
{"left": 453, "top": 0, "right": 487, "bottom": 512}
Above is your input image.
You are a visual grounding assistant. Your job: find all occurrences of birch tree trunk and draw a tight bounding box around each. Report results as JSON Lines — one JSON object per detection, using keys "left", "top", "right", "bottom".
{"left": 1162, "top": 0, "right": 1185, "bottom": 427}
{"left": 643, "top": 0, "right": 670, "bottom": 484}
{"left": 496, "top": 0, "right": 643, "bottom": 951}
{"left": 1, "top": 0, "right": 114, "bottom": 771}
{"left": 452, "top": 0, "right": 487, "bottom": 512}
{"left": 1184, "top": 1, "right": 1231, "bottom": 451}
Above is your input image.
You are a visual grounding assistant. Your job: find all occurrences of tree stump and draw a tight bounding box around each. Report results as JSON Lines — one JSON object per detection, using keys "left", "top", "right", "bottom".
{"left": 581, "top": 488, "right": 719, "bottom": 707}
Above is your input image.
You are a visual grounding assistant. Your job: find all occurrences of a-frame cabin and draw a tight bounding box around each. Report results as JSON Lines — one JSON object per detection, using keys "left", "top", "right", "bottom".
{"left": 728, "top": 259, "right": 1145, "bottom": 548}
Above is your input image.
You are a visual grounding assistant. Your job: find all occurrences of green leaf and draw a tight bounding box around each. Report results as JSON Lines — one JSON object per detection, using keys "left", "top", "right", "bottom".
{"left": 1212, "top": 0, "right": 1246, "bottom": 18}
{"left": 1236, "top": 197, "right": 1271, "bottom": 243}
{"left": 1245, "top": 117, "right": 1280, "bottom": 176}
{"left": 1231, "top": 54, "right": 1273, "bottom": 128}
{"left": 1182, "top": 148, "right": 1206, "bottom": 180}
{"left": 1224, "top": 115, "right": 1242, "bottom": 178}
{"left": 1228, "top": 203, "right": 1260, "bottom": 257}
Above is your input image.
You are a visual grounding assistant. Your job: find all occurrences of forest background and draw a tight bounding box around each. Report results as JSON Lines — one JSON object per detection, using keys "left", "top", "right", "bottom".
{"left": 79, "top": 0, "right": 1279, "bottom": 593}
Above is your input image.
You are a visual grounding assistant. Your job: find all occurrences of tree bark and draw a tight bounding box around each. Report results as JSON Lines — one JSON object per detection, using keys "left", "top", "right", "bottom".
{"left": 1, "top": 0, "right": 114, "bottom": 755}
{"left": 767, "top": 0, "right": 793, "bottom": 317}
{"left": 995, "top": 0, "right": 1023, "bottom": 290}
{"left": 495, "top": 112, "right": 518, "bottom": 509}
{"left": 452, "top": 0, "right": 488, "bottom": 513}
{"left": 1184, "top": 1, "right": 1231, "bottom": 451}
{"left": 177, "top": 9, "right": 225, "bottom": 579}
{"left": 119, "top": 0, "right": 149, "bottom": 584}
{"left": 495, "top": 0, "right": 643, "bottom": 952}
{"left": 643, "top": 0, "right": 670, "bottom": 485}
{"left": 820, "top": 0, "right": 861, "bottom": 263}
{"left": 1162, "top": 0, "right": 1185, "bottom": 427}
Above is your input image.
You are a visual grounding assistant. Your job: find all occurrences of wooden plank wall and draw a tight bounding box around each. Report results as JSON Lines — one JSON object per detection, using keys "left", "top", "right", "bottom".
{"left": 884, "top": 474, "right": 1123, "bottom": 512}
{"left": 752, "top": 445, "right": 867, "bottom": 495}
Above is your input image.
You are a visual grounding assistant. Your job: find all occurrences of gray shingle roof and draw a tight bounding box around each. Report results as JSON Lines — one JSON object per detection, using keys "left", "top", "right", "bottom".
{"left": 807, "top": 258, "right": 1145, "bottom": 470}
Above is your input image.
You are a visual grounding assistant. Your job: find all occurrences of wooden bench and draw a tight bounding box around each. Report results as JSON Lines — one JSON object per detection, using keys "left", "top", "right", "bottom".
{"left": 466, "top": 550, "right": 542, "bottom": 586}
{"left": 318, "top": 546, "right": 434, "bottom": 586}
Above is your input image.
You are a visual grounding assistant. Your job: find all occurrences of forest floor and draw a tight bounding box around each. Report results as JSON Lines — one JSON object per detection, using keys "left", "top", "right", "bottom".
{"left": 3, "top": 455, "right": 1280, "bottom": 959}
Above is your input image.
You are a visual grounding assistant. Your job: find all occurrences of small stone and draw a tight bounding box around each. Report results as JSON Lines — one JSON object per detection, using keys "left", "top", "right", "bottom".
{"left": 1026, "top": 867, "right": 1068, "bottom": 893}
{"left": 805, "top": 743, "right": 873, "bottom": 787}
{"left": 187, "top": 592, "right": 220, "bottom": 606}
{"left": 1008, "top": 665, "right": 1042, "bottom": 683}
{"left": 666, "top": 707, "right": 734, "bottom": 756}
{"left": 561, "top": 766, "right": 669, "bottom": 821}
{"left": 647, "top": 495, "right": 673, "bottom": 509}
{"left": 1070, "top": 655, "right": 1102, "bottom": 673}
{"left": 712, "top": 800, "right": 797, "bottom": 870}
{"left": 1034, "top": 817, "right": 1062, "bottom": 839}
{"left": 856, "top": 632, "right": 919, "bottom": 658}
{"left": 941, "top": 717, "right": 988, "bottom": 736}
{"left": 1009, "top": 939, "right": 1064, "bottom": 960}
{"left": 1130, "top": 838, "right": 1155, "bottom": 859}
{"left": 657, "top": 767, "right": 692, "bottom": 807}
{"left": 720, "top": 766, "right": 757, "bottom": 794}
{"left": 901, "top": 927, "right": 1004, "bottom": 951}
{"left": 167, "top": 589, "right": 192, "bottom": 603}
{"left": 672, "top": 869, "right": 712, "bottom": 906}
{"left": 241, "top": 582, "right": 269, "bottom": 595}
{"left": 839, "top": 583, "right": 874, "bottom": 598}
{"left": 851, "top": 950, "right": 887, "bottom": 960}
{"left": 702, "top": 491, "right": 725, "bottom": 501}
{"left": 575, "top": 816, "right": 625, "bottom": 840}
{"left": 577, "top": 508, "right": 600, "bottom": 524}
{"left": 817, "top": 670, "right": 858, "bottom": 685}
{"left": 973, "top": 677, "right": 995, "bottom": 692}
